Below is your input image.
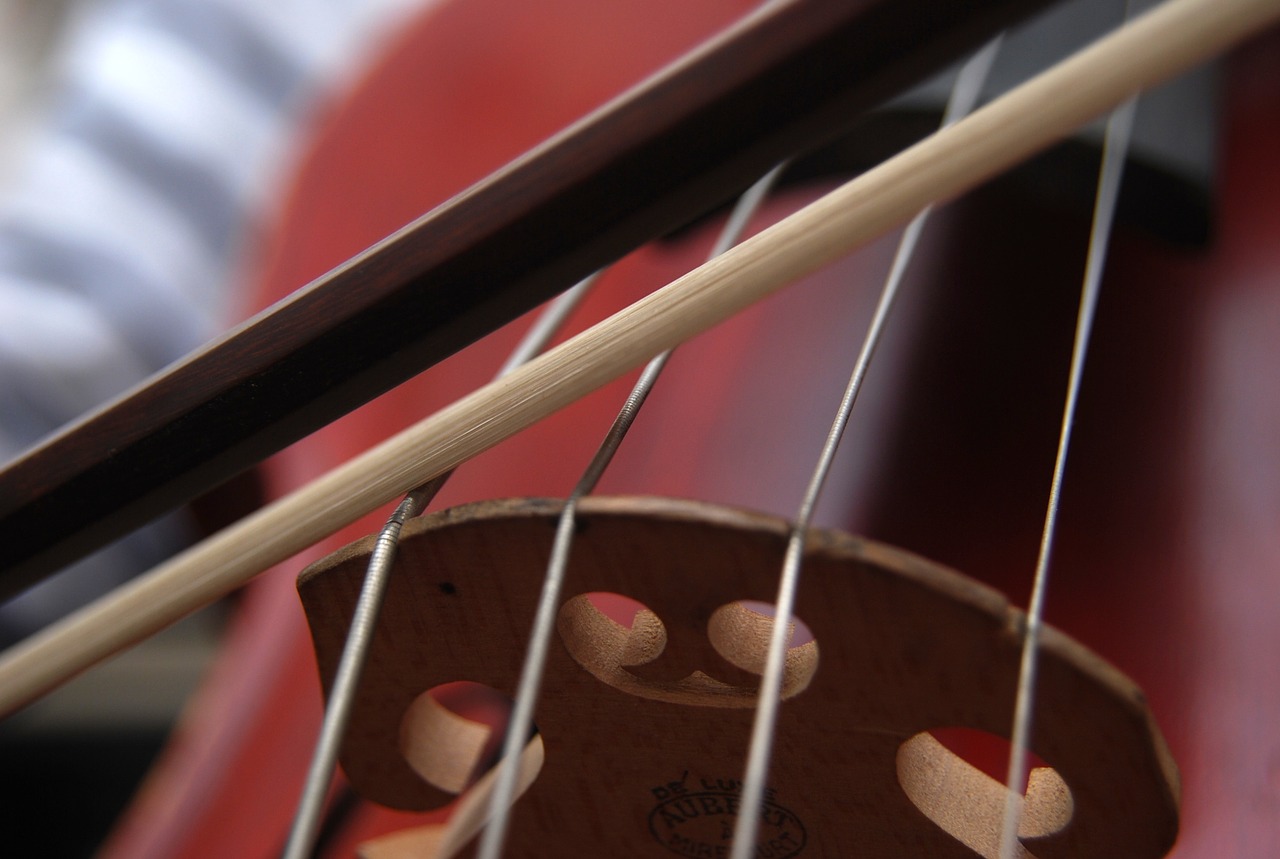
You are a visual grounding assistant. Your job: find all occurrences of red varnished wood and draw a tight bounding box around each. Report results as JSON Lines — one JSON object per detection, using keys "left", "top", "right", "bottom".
{"left": 101, "top": 2, "right": 1280, "bottom": 857}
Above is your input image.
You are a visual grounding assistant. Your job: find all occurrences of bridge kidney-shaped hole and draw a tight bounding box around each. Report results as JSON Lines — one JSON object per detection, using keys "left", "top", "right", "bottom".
{"left": 897, "top": 730, "right": 1073, "bottom": 857}
{"left": 400, "top": 681, "right": 538, "bottom": 794}
{"left": 707, "top": 600, "right": 818, "bottom": 699}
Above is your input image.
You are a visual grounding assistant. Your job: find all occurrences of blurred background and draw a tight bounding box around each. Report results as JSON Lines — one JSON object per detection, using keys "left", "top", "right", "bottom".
{"left": 0, "top": 2, "right": 211, "bottom": 855}
{"left": 0, "top": 1, "right": 1275, "bottom": 857}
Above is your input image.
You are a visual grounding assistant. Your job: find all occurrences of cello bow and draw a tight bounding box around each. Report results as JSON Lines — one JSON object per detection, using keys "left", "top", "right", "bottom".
{"left": 7, "top": 0, "right": 1280, "bottom": 855}
{"left": 4, "top": 0, "right": 1277, "bottom": 716}
{"left": 0, "top": 0, "right": 1057, "bottom": 596}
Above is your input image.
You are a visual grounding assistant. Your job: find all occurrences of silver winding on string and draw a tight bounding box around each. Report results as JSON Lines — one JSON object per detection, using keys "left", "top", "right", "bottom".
{"left": 727, "top": 36, "right": 1003, "bottom": 859}
{"left": 281, "top": 273, "right": 598, "bottom": 859}
{"left": 476, "top": 163, "right": 787, "bottom": 859}
{"left": 996, "top": 87, "right": 1139, "bottom": 859}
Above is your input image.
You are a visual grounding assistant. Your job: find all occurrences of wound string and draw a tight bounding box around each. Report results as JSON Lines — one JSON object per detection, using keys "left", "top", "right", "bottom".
{"left": 997, "top": 85, "right": 1138, "bottom": 859}
{"left": 727, "top": 38, "right": 1003, "bottom": 859}
{"left": 476, "top": 164, "right": 786, "bottom": 859}
{"left": 281, "top": 273, "right": 599, "bottom": 859}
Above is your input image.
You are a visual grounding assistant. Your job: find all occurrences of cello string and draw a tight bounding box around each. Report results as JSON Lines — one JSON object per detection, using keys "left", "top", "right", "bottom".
{"left": 476, "top": 164, "right": 786, "bottom": 859}
{"left": 3, "top": 0, "right": 1270, "bottom": 721}
{"left": 727, "top": 37, "right": 1003, "bottom": 859}
{"left": 281, "top": 273, "right": 599, "bottom": 859}
{"left": 996, "top": 88, "right": 1139, "bottom": 859}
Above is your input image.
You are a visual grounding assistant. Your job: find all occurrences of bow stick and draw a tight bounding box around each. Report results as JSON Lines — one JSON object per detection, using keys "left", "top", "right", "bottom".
{"left": 0, "top": 0, "right": 1052, "bottom": 594}
{"left": 1, "top": 0, "right": 1278, "bottom": 718}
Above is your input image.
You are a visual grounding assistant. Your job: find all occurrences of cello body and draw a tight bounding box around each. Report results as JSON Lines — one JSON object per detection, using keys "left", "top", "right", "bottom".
{"left": 23, "top": 0, "right": 1280, "bottom": 855}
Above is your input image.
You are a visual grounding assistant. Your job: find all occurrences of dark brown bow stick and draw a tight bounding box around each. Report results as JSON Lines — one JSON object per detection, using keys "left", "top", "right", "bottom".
{"left": 0, "top": 0, "right": 1056, "bottom": 596}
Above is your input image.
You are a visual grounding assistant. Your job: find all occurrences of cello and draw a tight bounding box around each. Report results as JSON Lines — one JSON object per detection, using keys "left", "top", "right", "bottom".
{"left": 2, "top": 0, "right": 1278, "bottom": 855}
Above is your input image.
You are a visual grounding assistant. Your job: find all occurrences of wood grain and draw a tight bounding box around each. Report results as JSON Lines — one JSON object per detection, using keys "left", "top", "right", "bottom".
{"left": 298, "top": 496, "right": 1179, "bottom": 857}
